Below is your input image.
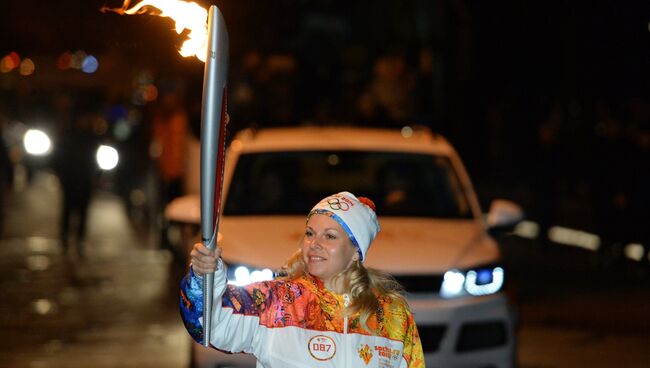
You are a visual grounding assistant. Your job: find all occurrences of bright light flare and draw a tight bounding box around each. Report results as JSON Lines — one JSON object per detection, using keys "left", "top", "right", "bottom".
{"left": 23, "top": 129, "right": 52, "bottom": 155}
{"left": 96, "top": 145, "right": 119, "bottom": 170}
{"left": 228, "top": 266, "right": 274, "bottom": 286}
{"left": 440, "top": 270, "right": 465, "bottom": 298}
{"left": 548, "top": 226, "right": 600, "bottom": 251}
{"left": 103, "top": 0, "right": 208, "bottom": 62}
{"left": 624, "top": 243, "right": 645, "bottom": 262}
{"left": 465, "top": 267, "right": 504, "bottom": 296}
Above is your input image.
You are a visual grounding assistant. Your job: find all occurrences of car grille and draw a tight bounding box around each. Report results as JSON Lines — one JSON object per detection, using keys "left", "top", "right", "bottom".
{"left": 455, "top": 320, "right": 507, "bottom": 352}
{"left": 418, "top": 320, "right": 508, "bottom": 354}
{"left": 394, "top": 274, "right": 444, "bottom": 293}
{"left": 417, "top": 325, "right": 447, "bottom": 352}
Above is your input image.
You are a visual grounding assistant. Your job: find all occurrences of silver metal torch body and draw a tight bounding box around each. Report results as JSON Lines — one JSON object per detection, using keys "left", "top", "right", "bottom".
{"left": 200, "top": 4, "right": 229, "bottom": 348}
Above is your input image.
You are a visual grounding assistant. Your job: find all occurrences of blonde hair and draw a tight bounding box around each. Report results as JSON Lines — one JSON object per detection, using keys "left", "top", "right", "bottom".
{"left": 279, "top": 247, "right": 406, "bottom": 334}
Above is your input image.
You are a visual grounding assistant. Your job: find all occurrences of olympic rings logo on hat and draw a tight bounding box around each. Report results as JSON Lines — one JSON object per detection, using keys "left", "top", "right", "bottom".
{"left": 326, "top": 197, "right": 350, "bottom": 211}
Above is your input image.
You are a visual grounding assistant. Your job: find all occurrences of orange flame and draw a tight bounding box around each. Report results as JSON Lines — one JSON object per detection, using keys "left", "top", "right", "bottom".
{"left": 103, "top": 0, "right": 208, "bottom": 62}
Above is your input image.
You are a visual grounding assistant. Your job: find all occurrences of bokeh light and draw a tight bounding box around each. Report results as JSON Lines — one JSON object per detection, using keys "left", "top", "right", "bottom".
{"left": 113, "top": 118, "right": 132, "bottom": 141}
{"left": 0, "top": 57, "right": 12, "bottom": 73}
{"left": 23, "top": 129, "right": 52, "bottom": 155}
{"left": 8, "top": 52, "right": 20, "bottom": 67}
{"left": 81, "top": 55, "right": 99, "bottom": 73}
{"left": 19, "top": 58, "right": 35, "bottom": 76}
{"left": 132, "top": 70, "right": 156, "bottom": 105}
{"left": 57, "top": 52, "right": 73, "bottom": 70}
{"left": 32, "top": 299, "right": 56, "bottom": 315}
{"left": 143, "top": 84, "right": 159, "bottom": 102}
{"left": 72, "top": 50, "right": 86, "bottom": 69}
{"left": 401, "top": 126, "right": 414, "bottom": 138}
{"left": 624, "top": 243, "right": 644, "bottom": 262}
{"left": 96, "top": 145, "right": 119, "bottom": 170}
{"left": 1, "top": 52, "right": 21, "bottom": 73}
{"left": 93, "top": 117, "right": 109, "bottom": 135}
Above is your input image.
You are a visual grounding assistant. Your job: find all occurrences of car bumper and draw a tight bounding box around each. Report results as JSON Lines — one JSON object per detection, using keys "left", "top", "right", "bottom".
{"left": 409, "top": 292, "right": 516, "bottom": 368}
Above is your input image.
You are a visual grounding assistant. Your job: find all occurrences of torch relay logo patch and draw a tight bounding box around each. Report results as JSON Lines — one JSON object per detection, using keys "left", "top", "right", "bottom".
{"left": 357, "top": 343, "right": 373, "bottom": 365}
{"left": 308, "top": 335, "right": 336, "bottom": 361}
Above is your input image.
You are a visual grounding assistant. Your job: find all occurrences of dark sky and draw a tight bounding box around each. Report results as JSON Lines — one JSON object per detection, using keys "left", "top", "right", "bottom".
{"left": 1, "top": 0, "right": 648, "bottom": 123}
{"left": 1, "top": 1, "right": 647, "bottom": 65}
{"left": 1, "top": 0, "right": 647, "bottom": 137}
{"left": 1, "top": 0, "right": 647, "bottom": 82}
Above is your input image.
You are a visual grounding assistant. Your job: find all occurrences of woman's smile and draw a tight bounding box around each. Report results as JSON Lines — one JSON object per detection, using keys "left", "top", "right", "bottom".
{"left": 301, "top": 214, "right": 358, "bottom": 290}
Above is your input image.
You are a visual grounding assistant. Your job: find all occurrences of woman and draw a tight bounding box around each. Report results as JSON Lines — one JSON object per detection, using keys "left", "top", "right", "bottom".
{"left": 180, "top": 191, "right": 424, "bottom": 367}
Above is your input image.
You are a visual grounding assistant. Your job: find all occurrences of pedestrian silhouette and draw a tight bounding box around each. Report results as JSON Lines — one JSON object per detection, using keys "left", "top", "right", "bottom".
{"left": 52, "top": 97, "right": 99, "bottom": 258}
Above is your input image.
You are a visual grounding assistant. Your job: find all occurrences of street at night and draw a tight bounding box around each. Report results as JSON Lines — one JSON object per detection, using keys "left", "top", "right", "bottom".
{"left": 0, "top": 173, "right": 647, "bottom": 367}
{"left": 1, "top": 0, "right": 649, "bottom": 367}
{"left": 0, "top": 172, "right": 189, "bottom": 367}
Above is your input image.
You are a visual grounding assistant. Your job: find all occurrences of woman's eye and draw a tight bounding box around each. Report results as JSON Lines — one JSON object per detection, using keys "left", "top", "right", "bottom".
{"left": 305, "top": 230, "right": 314, "bottom": 237}
{"left": 326, "top": 234, "right": 336, "bottom": 240}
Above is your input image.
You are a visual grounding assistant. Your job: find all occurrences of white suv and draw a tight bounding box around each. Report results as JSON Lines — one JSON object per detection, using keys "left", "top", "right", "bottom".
{"left": 166, "top": 125, "right": 522, "bottom": 368}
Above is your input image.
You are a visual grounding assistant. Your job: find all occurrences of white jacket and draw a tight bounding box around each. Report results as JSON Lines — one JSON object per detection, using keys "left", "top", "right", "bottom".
{"left": 180, "top": 266, "right": 424, "bottom": 368}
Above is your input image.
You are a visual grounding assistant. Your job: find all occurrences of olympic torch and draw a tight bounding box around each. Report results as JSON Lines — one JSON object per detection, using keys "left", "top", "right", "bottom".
{"left": 200, "top": 5, "right": 229, "bottom": 347}
{"left": 103, "top": 0, "right": 228, "bottom": 348}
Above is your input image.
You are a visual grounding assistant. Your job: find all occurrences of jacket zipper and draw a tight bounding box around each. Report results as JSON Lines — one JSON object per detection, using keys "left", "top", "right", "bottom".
{"left": 343, "top": 294, "right": 350, "bottom": 368}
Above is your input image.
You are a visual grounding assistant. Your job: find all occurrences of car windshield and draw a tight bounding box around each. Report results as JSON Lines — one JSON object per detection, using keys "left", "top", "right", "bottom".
{"left": 224, "top": 150, "right": 473, "bottom": 219}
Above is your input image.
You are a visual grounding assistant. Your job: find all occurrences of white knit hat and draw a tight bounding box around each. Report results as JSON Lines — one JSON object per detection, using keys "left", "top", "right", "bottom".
{"left": 308, "top": 192, "right": 380, "bottom": 261}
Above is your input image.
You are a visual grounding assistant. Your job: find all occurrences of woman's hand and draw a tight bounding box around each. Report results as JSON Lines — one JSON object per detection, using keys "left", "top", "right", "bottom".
{"left": 190, "top": 242, "right": 222, "bottom": 276}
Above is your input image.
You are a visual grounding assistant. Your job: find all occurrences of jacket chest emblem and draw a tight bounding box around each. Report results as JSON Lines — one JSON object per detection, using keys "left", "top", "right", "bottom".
{"left": 357, "top": 343, "right": 374, "bottom": 365}
{"left": 308, "top": 335, "right": 336, "bottom": 361}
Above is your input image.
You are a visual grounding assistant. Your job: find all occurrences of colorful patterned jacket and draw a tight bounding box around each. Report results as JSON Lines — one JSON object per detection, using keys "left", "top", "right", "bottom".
{"left": 180, "top": 264, "right": 425, "bottom": 368}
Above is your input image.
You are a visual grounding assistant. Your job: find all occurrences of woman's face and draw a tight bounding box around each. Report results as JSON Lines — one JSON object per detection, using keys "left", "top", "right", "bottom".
{"left": 301, "top": 213, "right": 358, "bottom": 290}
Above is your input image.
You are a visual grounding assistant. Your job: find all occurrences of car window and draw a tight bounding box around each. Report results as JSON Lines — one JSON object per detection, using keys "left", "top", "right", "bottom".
{"left": 224, "top": 151, "right": 473, "bottom": 219}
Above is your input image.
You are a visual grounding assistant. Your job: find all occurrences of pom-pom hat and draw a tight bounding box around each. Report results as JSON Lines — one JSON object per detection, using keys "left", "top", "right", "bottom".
{"left": 308, "top": 192, "right": 380, "bottom": 262}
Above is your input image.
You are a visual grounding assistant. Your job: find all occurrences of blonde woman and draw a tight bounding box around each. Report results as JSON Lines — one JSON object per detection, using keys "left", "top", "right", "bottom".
{"left": 181, "top": 192, "right": 424, "bottom": 367}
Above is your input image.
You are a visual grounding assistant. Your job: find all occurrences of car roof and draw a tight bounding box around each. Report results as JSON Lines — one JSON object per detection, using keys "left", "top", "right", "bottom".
{"left": 229, "top": 125, "right": 457, "bottom": 156}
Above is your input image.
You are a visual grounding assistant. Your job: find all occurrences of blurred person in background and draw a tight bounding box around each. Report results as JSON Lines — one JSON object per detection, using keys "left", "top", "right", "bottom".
{"left": 411, "top": 47, "right": 435, "bottom": 127}
{"left": 591, "top": 100, "right": 630, "bottom": 264}
{"left": 230, "top": 50, "right": 264, "bottom": 130}
{"left": 182, "top": 192, "right": 424, "bottom": 367}
{"left": 622, "top": 98, "right": 650, "bottom": 267}
{"left": 52, "top": 95, "right": 100, "bottom": 258}
{"left": 357, "top": 52, "right": 415, "bottom": 126}
{"left": 533, "top": 100, "right": 564, "bottom": 247}
{"left": 148, "top": 86, "right": 191, "bottom": 254}
{"left": 0, "top": 120, "right": 13, "bottom": 236}
{"left": 150, "top": 89, "right": 188, "bottom": 205}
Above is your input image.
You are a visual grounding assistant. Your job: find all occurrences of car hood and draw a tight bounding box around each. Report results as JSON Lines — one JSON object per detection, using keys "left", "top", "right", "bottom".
{"left": 218, "top": 216, "right": 500, "bottom": 275}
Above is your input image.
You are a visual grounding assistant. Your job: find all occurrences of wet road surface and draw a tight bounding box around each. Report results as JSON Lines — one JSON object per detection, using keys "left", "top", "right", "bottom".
{"left": 0, "top": 172, "right": 189, "bottom": 368}
{"left": 500, "top": 232, "right": 650, "bottom": 367}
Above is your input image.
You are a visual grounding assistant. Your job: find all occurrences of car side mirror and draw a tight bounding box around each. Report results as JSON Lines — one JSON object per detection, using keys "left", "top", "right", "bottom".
{"left": 164, "top": 194, "right": 201, "bottom": 225}
{"left": 485, "top": 199, "right": 524, "bottom": 236}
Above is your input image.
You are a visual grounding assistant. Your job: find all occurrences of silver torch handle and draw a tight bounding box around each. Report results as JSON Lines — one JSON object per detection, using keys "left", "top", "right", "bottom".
{"left": 200, "top": 4, "right": 229, "bottom": 348}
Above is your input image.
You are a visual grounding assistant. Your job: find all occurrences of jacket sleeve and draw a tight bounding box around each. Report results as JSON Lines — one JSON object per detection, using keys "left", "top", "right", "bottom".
{"left": 179, "top": 266, "right": 207, "bottom": 344}
{"left": 401, "top": 309, "right": 425, "bottom": 368}
{"left": 179, "top": 263, "right": 271, "bottom": 355}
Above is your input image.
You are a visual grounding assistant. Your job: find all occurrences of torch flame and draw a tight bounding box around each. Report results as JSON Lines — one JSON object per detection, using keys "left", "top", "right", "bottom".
{"left": 103, "top": 0, "right": 208, "bottom": 62}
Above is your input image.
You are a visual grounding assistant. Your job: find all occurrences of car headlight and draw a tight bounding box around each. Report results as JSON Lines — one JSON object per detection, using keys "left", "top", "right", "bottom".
{"left": 23, "top": 129, "right": 52, "bottom": 156}
{"left": 226, "top": 264, "right": 274, "bottom": 286}
{"left": 440, "top": 266, "right": 504, "bottom": 298}
{"left": 96, "top": 145, "right": 119, "bottom": 170}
